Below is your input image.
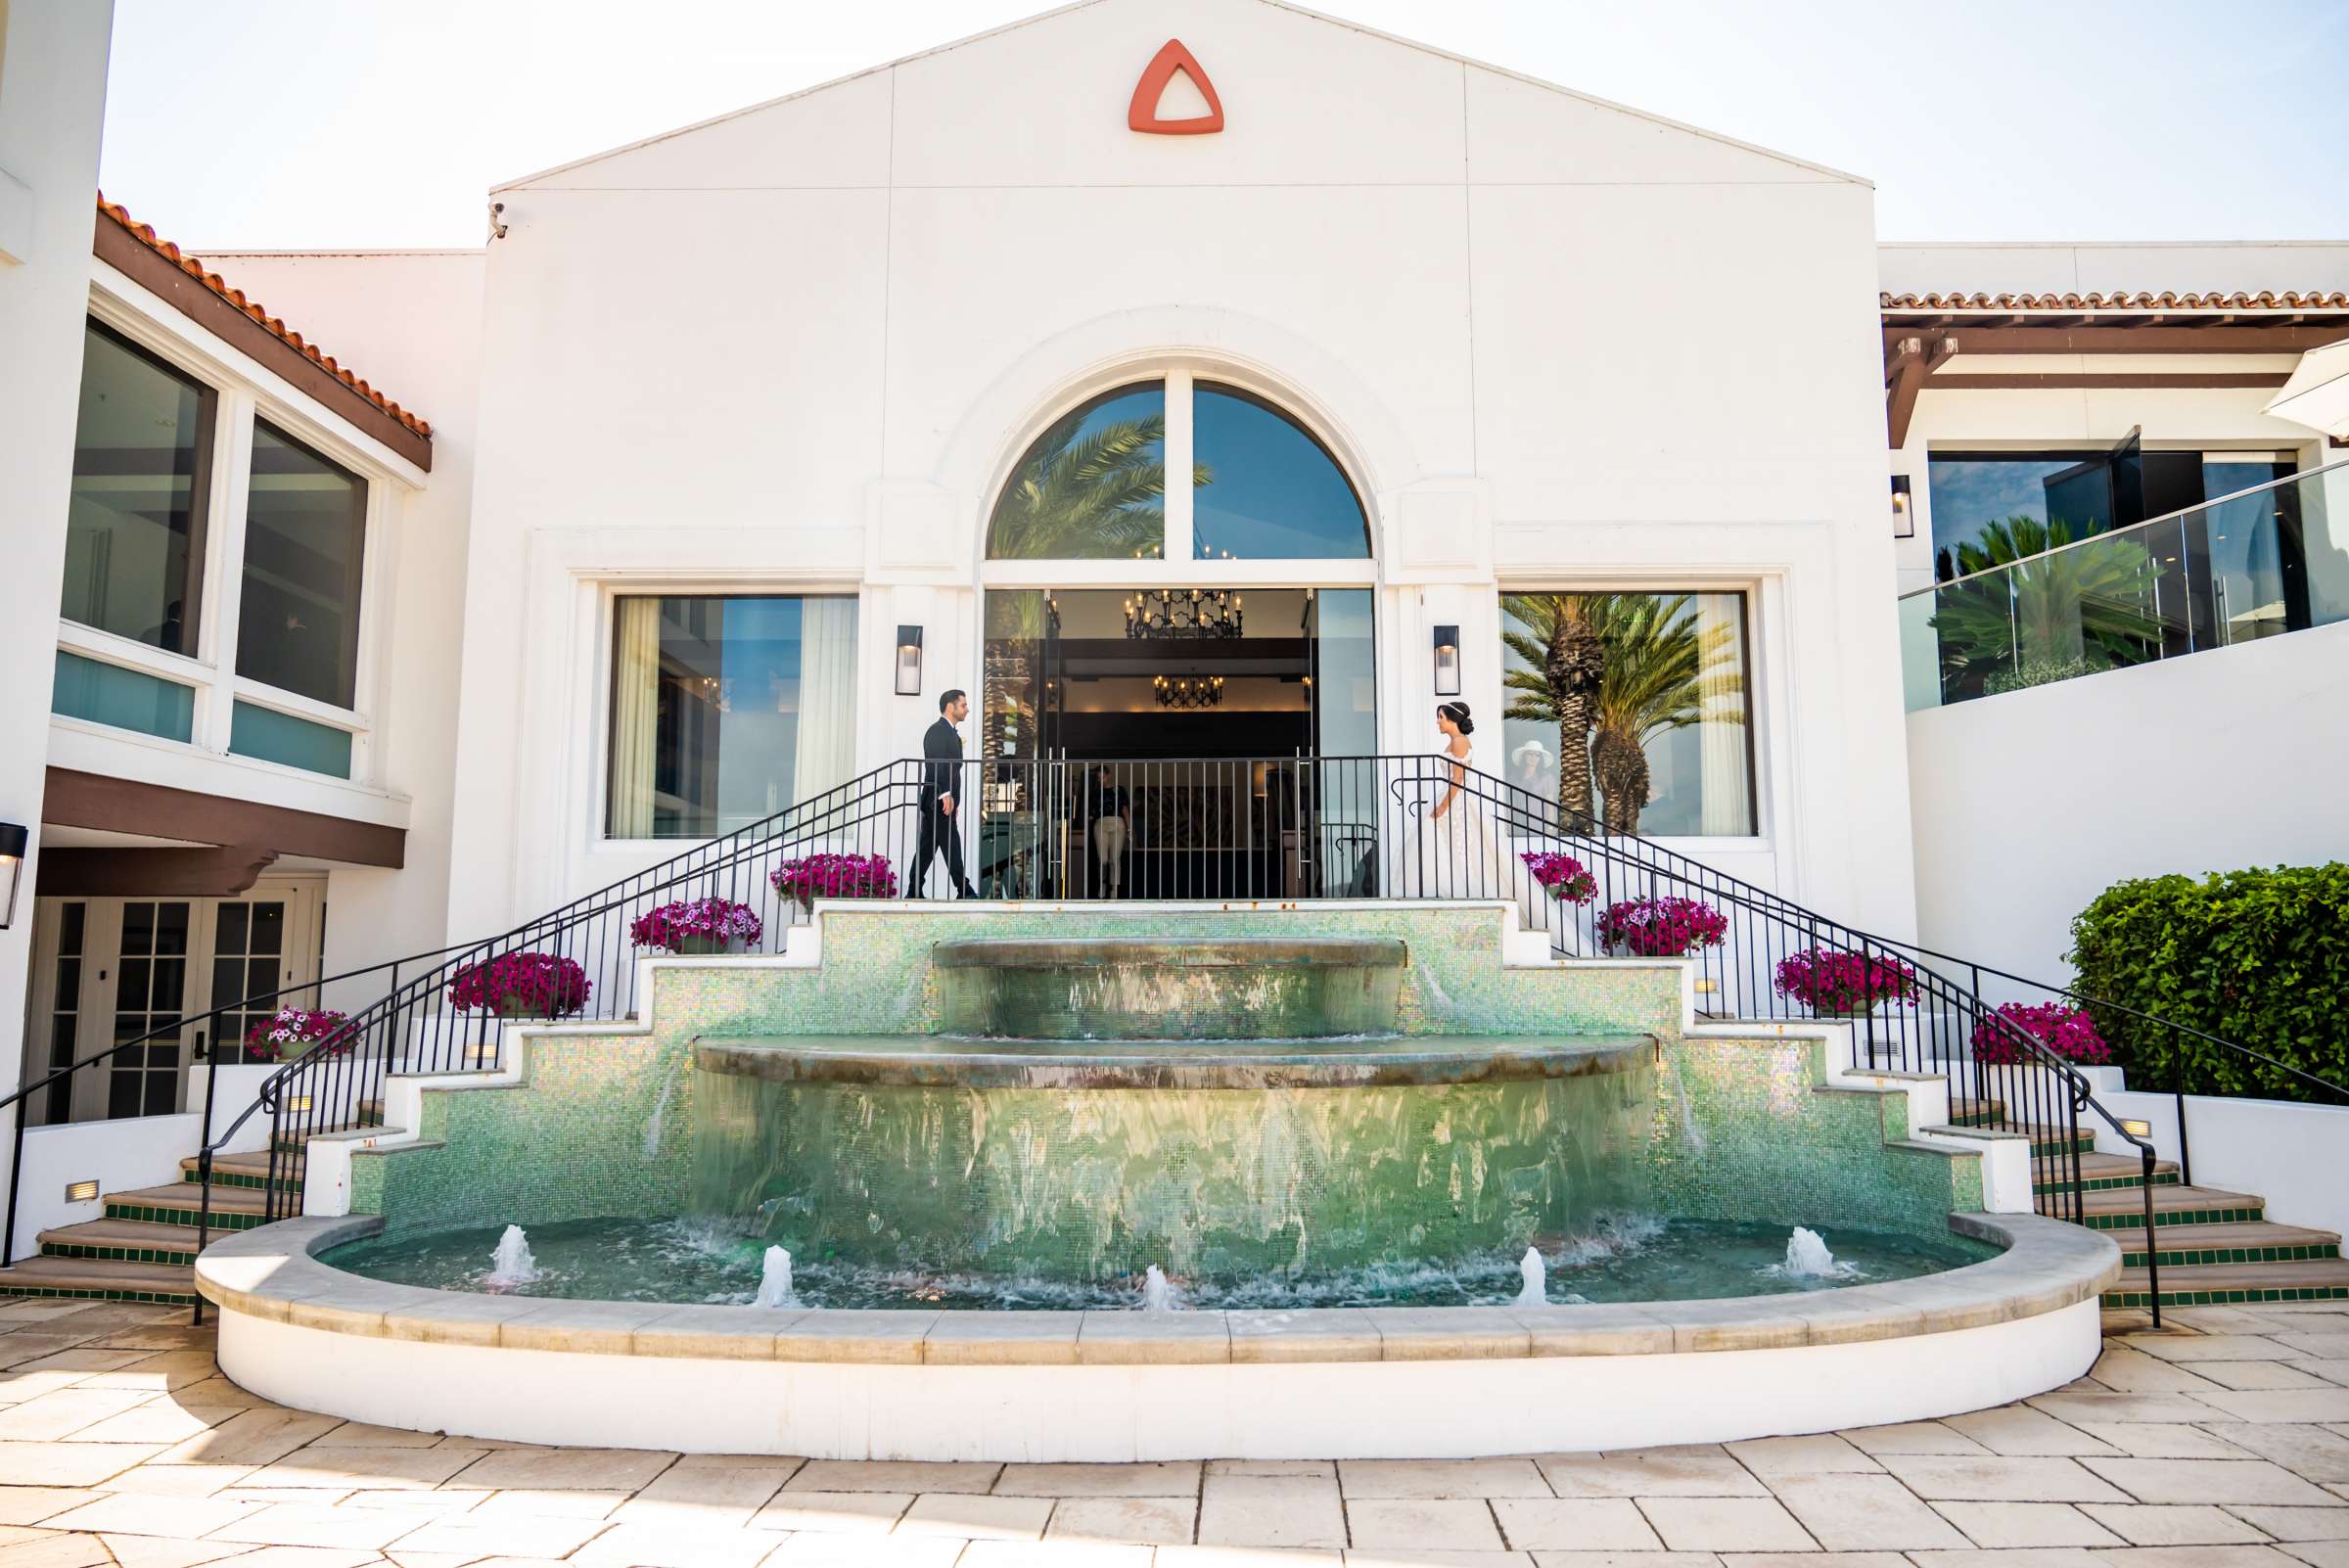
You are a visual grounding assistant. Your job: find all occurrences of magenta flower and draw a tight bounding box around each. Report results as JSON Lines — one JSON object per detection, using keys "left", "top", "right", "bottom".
{"left": 1521, "top": 853, "right": 1598, "bottom": 904}
{"left": 1972, "top": 1000, "right": 2111, "bottom": 1066}
{"left": 628, "top": 898, "right": 763, "bottom": 952}
{"left": 447, "top": 952, "right": 591, "bottom": 1018}
{"left": 770, "top": 853, "right": 898, "bottom": 909}
{"left": 243, "top": 1007, "right": 353, "bottom": 1062}
{"left": 1774, "top": 948, "right": 1918, "bottom": 1013}
{"left": 1596, "top": 896, "right": 1727, "bottom": 957}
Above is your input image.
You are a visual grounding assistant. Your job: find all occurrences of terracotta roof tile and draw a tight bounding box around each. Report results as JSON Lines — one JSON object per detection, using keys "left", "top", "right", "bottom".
{"left": 95, "top": 193, "right": 433, "bottom": 441}
{"left": 1881, "top": 289, "right": 2349, "bottom": 312}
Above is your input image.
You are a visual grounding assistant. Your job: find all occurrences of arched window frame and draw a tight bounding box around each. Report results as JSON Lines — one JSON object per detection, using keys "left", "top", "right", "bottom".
{"left": 981, "top": 366, "right": 1376, "bottom": 589}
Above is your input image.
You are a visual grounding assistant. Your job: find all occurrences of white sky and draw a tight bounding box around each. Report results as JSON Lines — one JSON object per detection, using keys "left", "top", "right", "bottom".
{"left": 98, "top": 0, "right": 2349, "bottom": 253}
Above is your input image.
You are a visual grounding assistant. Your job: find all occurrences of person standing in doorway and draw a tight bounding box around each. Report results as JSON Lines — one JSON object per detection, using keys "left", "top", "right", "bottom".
{"left": 912, "top": 689, "right": 979, "bottom": 899}
{"left": 1088, "top": 765, "right": 1129, "bottom": 898}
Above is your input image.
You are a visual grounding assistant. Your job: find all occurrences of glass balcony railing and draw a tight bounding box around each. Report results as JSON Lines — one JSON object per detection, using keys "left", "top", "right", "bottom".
{"left": 1902, "top": 458, "right": 2349, "bottom": 712}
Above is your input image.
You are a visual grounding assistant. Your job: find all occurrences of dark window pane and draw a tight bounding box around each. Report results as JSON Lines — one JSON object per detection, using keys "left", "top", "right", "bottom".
{"left": 118, "top": 959, "right": 150, "bottom": 1007}
{"left": 155, "top": 902, "right": 190, "bottom": 955}
{"left": 249, "top": 901, "right": 284, "bottom": 954}
{"left": 212, "top": 957, "right": 244, "bottom": 1007}
{"left": 1927, "top": 453, "right": 2116, "bottom": 578}
{"left": 247, "top": 957, "right": 275, "bottom": 999}
{"left": 988, "top": 384, "right": 1168, "bottom": 560}
{"left": 608, "top": 595, "right": 860, "bottom": 838}
{"left": 63, "top": 322, "right": 214, "bottom": 655}
{"left": 121, "top": 902, "right": 154, "bottom": 955}
{"left": 150, "top": 959, "right": 184, "bottom": 1012}
{"left": 238, "top": 421, "right": 367, "bottom": 708}
{"left": 215, "top": 902, "right": 249, "bottom": 953}
{"left": 1193, "top": 386, "right": 1368, "bottom": 560}
{"left": 60, "top": 902, "right": 86, "bottom": 953}
{"left": 108, "top": 1076, "right": 141, "bottom": 1120}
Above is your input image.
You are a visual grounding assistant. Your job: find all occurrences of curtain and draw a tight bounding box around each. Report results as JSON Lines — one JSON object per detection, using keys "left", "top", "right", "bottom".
{"left": 1695, "top": 595, "right": 1751, "bottom": 836}
{"left": 790, "top": 598, "right": 859, "bottom": 814}
{"left": 609, "top": 598, "right": 662, "bottom": 837}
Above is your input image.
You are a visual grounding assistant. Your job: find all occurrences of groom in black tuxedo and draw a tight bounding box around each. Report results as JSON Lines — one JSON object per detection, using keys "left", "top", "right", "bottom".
{"left": 911, "top": 689, "right": 979, "bottom": 899}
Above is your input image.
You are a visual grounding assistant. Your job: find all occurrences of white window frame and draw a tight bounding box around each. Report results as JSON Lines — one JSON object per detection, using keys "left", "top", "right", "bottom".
{"left": 58, "top": 281, "right": 416, "bottom": 793}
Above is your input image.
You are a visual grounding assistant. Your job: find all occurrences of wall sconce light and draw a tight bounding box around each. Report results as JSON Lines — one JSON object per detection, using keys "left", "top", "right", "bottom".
{"left": 1890, "top": 475, "right": 1914, "bottom": 538}
{"left": 1432, "top": 625, "right": 1461, "bottom": 697}
{"left": 286, "top": 1096, "right": 314, "bottom": 1114}
{"left": 2119, "top": 1118, "right": 2152, "bottom": 1138}
{"left": 895, "top": 625, "right": 925, "bottom": 697}
{"left": 64, "top": 1178, "right": 99, "bottom": 1204}
{"left": 0, "top": 822, "right": 24, "bottom": 930}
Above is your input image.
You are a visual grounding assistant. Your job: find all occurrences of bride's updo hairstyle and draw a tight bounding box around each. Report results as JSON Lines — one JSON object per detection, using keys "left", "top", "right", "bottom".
{"left": 1438, "top": 701, "right": 1475, "bottom": 735}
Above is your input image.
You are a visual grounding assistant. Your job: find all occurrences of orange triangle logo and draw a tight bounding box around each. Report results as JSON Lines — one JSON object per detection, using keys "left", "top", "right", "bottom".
{"left": 1128, "top": 38, "right": 1224, "bottom": 135}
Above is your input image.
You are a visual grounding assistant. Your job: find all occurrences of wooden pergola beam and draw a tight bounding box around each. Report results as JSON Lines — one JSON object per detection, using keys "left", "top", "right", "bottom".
{"left": 1878, "top": 322, "right": 2349, "bottom": 355}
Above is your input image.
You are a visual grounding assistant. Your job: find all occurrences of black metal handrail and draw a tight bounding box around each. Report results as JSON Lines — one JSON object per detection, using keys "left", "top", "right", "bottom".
{"left": 124, "top": 750, "right": 2241, "bottom": 1327}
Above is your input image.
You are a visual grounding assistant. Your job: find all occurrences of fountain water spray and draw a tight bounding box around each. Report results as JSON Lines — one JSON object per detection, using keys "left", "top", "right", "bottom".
{"left": 484, "top": 1225, "right": 538, "bottom": 1291}
{"left": 1514, "top": 1246, "right": 1547, "bottom": 1307}
{"left": 1140, "top": 1264, "right": 1175, "bottom": 1313}
{"left": 1784, "top": 1226, "right": 1839, "bottom": 1278}
{"left": 753, "top": 1246, "right": 799, "bottom": 1309}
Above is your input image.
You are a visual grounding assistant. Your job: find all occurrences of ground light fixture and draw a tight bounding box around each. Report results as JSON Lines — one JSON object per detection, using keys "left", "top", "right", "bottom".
{"left": 895, "top": 626, "right": 924, "bottom": 696}
{"left": 0, "top": 821, "right": 24, "bottom": 929}
{"left": 2120, "top": 1118, "right": 2153, "bottom": 1138}
{"left": 64, "top": 1178, "right": 99, "bottom": 1204}
{"left": 1433, "top": 625, "right": 1461, "bottom": 696}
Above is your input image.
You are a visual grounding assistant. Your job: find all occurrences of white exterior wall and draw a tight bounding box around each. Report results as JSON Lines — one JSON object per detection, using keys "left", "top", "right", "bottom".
{"left": 1908, "top": 619, "right": 2349, "bottom": 983}
{"left": 0, "top": 1, "right": 115, "bottom": 1115}
{"left": 448, "top": 0, "right": 1916, "bottom": 940}
{"left": 193, "top": 251, "right": 487, "bottom": 976}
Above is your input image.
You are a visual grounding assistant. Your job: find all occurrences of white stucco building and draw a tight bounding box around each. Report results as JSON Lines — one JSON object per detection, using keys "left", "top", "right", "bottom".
{"left": 5, "top": 0, "right": 2348, "bottom": 1268}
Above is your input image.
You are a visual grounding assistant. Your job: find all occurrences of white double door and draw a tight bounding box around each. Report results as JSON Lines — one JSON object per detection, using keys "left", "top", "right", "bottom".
{"left": 20, "top": 876, "right": 325, "bottom": 1126}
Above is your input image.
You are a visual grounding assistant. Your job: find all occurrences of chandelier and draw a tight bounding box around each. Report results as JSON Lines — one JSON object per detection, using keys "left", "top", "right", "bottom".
{"left": 1126, "top": 587, "right": 1242, "bottom": 639}
{"left": 1153, "top": 674, "right": 1225, "bottom": 710}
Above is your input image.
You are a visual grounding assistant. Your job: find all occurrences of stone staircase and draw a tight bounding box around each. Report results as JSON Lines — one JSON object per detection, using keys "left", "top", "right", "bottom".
{"left": 0, "top": 1150, "right": 293, "bottom": 1306}
{"left": 1954, "top": 1095, "right": 2348, "bottom": 1308}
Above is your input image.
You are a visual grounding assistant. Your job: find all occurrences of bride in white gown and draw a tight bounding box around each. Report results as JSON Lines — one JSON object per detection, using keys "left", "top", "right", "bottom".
{"left": 1398, "top": 702, "right": 1535, "bottom": 917}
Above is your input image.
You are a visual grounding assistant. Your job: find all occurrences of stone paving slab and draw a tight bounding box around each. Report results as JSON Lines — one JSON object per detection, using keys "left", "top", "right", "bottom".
{"left": 5, "top": 1303, "right": 2349, "bottom": 1565}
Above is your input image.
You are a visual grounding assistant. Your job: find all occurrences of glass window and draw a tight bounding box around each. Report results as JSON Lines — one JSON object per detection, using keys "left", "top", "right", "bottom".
{"left": 988, "top": 383, "right": 1168, "bottom": 560}
{"left": 1192, "top": 385, "right": 1368, "bottom": 560}
{"left": 229, "top": 702, "right": 353, "bottom": 777}
{"left": 63, "top": 322, "right": 216, "bottom": 654}
{"left": 238, "top": 421, "right": 367, "bottom": 709}
{"left": 1927, "top": 453, "right": 2117, "bottom": 580}
{"left": 52, "top": 651, "right": 196, "bottom": 742}
{"left": 1498, "top": 592, "right": 1754, "bottom": 838}
{"left": 607, "top": 595, "right": 860, "bottom": 838}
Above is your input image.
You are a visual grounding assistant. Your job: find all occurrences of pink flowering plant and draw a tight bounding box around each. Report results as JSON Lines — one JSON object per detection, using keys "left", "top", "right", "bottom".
{"left": 1521, "top": 852, "right": 1599, "bottom": 904}
{"left": 1773, "top": 947, "right": 1919, "bottom": 1014}
{"left": 446, "top": 951, "right": 591, "bottom": 1019}
{"left": 243, "top": 1007, "right": 353, "bottom": 1063}
{"left": 1972, "top": 1000, "right": 2111, "bottom": 1066}
{"left": 1596, "top": 896, "right": 1728, "bottom": 957}
{"left": 770, "top": 853, "right": 898, "bottom": 911}
{"left": 628, "top": 898, "right": 763, "bottom": 955}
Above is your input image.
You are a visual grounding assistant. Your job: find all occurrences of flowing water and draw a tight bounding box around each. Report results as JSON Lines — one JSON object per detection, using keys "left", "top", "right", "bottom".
{"left": 322, "top": 1214, "right": 1993, "bottom": 1310}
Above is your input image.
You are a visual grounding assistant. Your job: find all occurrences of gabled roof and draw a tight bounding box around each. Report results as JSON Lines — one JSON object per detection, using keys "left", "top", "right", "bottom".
{"left": 95, "top": 195, "right": 434, "bottom": 460}
{"left": 494, "top": 0, "right": 1863, "bottom": 192}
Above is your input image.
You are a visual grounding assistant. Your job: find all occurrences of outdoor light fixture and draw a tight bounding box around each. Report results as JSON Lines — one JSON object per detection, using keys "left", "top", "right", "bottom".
{"left": 64, "top": 1179, "right": 99, "bottom": 1204}
{"left": 2120, "top": 1118, "right": 2153, "bottom": 1138}
{"left": 1890, "top": 475, "right": 1914, "bottom": 538}
{"left": 894, "top": 625, "right": 925, "bottom": 696}
{"left": 0, "top": 822, "right": 24, "bottom": 930}
{"left": 286, "top": 1096, "right": 314, "bottom": 1114}
{"left": 1432, "top": 625, "right": 1461, "bottom": 696}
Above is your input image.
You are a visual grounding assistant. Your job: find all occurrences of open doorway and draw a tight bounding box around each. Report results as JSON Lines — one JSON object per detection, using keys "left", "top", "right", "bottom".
{"left": 978, "top": 586, "right": 1375, "bottom": 899}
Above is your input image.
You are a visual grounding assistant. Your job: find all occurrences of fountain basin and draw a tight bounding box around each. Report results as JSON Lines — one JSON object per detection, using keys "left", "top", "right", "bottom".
{"left": 197, "top": 1212, "right": 2118, "bottom": 1460}
{"left": 931, "top": 936, "right": 1407, "bottom": 1038}
{"left": 689, "top": 1034, "right": 1656, "bottom": 1280}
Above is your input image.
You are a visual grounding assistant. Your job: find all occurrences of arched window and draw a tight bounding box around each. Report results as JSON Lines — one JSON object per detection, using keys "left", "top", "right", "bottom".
{"left": 986, "top": 377, "right": 1368, "bottom": 562}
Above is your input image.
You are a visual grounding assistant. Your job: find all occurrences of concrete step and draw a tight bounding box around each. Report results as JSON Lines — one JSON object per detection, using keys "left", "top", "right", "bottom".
{"left": 2037, "top": 1152, "right": 2181, "bottom": 1193}
{"left": 105, "top": 1182, "right": 268, "bottom": 1230}
{"left": 37, "top": 1218, "right": 204, "bottom": 1263}
{"left": 2081, "top": 1183, "right": 2265, "bottom": 1229}
{"left": 179, "top": 1150, "right": 303, "bottom": 1188}
{"left": 2103, "top": 1219, "right": 2340, "bottom": 1268}
{"left": 0, "top": 1254, "right": 196, "bottom": 1304}
{"left": 2108, "top": 1256, "right": 2349, "bottom": 1308}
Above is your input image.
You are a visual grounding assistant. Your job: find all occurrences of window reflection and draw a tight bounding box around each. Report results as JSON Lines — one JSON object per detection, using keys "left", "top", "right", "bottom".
{"left": 988, "top": 384, "right": 1170, "bottom": 560}
{"left": 1192, "top": 385, "right": 1368, "bottom": 560}
{"left": 239, "top": 422, "right": 367, "bottom": 708}
{"left": 64, "top": 323, "right": 216, "bottom": 655}
{"left": 1498, "top": 592, "right": 1753, "bottom": 837}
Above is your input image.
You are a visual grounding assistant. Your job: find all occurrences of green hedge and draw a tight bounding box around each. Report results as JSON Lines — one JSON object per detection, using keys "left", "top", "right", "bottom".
{"left": 2068, "top": 863, "right": 2349, "bottom": 1102}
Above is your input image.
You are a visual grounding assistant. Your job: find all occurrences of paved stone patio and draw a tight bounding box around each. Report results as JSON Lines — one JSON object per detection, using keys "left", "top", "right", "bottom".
{"left": 2, "top": 1299, "right": 2347, "bottom": 1568}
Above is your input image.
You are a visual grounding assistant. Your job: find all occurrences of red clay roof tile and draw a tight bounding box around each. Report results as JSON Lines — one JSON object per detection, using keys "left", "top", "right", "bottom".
{"left": 1882, "top": 289, "right": 2349, "bottom": 312}
{"left": 95, "top": 193, "right": 433, "bottom": 440}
